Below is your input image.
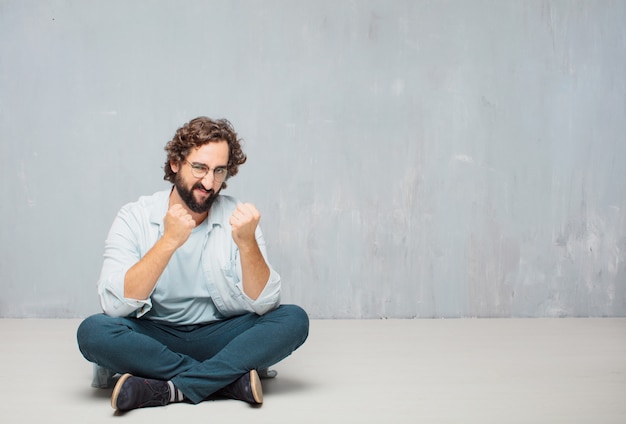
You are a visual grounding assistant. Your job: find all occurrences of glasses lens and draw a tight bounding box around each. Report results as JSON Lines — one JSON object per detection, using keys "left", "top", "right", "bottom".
{"left": 214, "top": 168, "right": 228, "bottom": 182}
{"left": 191, "top": 165, "right": 207, "bottom": 178}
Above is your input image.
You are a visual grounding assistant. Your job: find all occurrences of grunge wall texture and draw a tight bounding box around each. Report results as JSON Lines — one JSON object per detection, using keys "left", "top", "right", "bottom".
{"left": 1, "top": 0, "right": 624, "bottom": 318}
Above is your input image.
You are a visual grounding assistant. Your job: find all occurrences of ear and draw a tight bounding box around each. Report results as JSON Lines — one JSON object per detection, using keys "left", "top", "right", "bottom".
{"left": 171, "top": 160, "right": 180, "bottom": 173}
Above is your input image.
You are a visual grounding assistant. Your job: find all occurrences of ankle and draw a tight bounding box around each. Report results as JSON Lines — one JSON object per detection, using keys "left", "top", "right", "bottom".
{"left": 167, "top": 381, "right": 185, "bottom": 403}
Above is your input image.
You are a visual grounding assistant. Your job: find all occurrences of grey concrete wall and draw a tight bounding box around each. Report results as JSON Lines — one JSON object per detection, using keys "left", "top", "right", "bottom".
{"left": 1, "top": 0, "right": 624, "bottom": 318}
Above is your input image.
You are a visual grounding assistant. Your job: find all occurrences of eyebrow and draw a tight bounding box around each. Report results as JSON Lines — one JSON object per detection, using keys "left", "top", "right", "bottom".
{"left": 190, "top": 161, "right": 228, "bottom": 169}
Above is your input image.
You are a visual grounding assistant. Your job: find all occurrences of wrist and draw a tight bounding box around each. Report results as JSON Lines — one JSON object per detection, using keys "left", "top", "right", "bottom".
{"left": 157, "top": 234, "right": 181, "bottom": 252}
{"left": 235, "top": 238, "right": 259, "bottom": 252}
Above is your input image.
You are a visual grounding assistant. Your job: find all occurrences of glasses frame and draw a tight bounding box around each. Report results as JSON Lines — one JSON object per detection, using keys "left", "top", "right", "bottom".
{"left": 185, "top": 160, "right": 229, "bottom": 183}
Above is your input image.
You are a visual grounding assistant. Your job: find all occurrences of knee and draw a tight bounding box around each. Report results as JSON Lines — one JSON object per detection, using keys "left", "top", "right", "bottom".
{"left": 76, "top": 314, "right": 112, "bottom": 361}
{"left": 279, "top": 304, "right": 310, "bottom": 345}
{"left": 77, "top": 313, "right": 106, "bottom": 341}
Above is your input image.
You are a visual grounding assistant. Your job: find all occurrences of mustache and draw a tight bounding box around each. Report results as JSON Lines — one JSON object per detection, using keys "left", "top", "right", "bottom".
{"left": 193, "top": 182, "right": 214, "bottom": 194}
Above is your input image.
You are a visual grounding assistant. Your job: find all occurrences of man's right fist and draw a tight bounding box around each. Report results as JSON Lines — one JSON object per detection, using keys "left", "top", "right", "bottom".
{"left": 163, "top": 203, "right": 196, "bottom": 248}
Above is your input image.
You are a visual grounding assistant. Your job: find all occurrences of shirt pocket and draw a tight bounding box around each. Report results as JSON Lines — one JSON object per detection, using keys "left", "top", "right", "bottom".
{"left": 221, "top": 258, "right": 244, "bottom": 295}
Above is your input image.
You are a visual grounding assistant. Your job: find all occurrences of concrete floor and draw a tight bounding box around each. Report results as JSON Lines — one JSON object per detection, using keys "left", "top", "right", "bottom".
{"left": 1, "top": 318, "right": 625, "bottom": 423}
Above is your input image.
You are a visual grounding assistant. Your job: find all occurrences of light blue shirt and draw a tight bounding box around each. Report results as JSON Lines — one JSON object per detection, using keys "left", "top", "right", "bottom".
{"left": 97, "top": 189, "right": 281, "bottom": 324}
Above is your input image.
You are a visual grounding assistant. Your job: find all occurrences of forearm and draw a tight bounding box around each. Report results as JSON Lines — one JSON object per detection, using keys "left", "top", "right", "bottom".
{"left": 124, "top": 237, "right": 178, "bottom": 300}
{"left": 239, "top": 242, "right": 270, "bottom": 300}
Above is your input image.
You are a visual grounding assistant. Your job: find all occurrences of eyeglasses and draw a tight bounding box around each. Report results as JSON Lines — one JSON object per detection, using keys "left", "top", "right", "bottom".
{"left": 185, "top": 160, "right": 229, "bottom": 182}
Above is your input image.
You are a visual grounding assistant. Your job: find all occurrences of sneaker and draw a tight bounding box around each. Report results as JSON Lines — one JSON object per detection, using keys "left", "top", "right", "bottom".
{"left": 216, "top": 370, "right": 263, "bottom": 404}
{"left": 111, "top": 374, "right": 171, "bottom": 411}
{"left": 91, "top": 364, "right": 117, "bottom": 389}
{"left": 258, "top": 368, "right": 277, "bottom": 379}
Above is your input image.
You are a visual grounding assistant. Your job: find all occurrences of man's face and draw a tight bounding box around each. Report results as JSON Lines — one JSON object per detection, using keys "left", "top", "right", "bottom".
{"left": 171, "top": 141, "right": 230, "bottom": 214}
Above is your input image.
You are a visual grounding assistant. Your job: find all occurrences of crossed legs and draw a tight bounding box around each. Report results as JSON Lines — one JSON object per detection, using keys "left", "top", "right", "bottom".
{"left": 77, "top": 304, "right": 309, "bottom": 404}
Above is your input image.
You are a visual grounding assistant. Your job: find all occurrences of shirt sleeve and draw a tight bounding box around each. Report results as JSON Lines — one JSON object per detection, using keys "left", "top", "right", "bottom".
{"left": 235, "top": 226, "right": 281, "bottom": 315}
{"left": 97, "top": 206, "right": 153, "bottom": 317}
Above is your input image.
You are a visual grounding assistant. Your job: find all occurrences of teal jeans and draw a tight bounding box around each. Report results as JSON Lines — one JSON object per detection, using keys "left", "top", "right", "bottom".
{"left": 77, "top": 304, "right": 309, "bottom": 403}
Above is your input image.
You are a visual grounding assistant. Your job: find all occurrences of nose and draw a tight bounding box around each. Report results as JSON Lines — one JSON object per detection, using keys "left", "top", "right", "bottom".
{"left": 201, "top": 169, "right": 216, "bottom": 185}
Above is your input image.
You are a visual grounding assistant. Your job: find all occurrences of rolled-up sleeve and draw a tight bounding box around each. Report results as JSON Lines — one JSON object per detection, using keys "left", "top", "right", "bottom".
{"left": 239, "top": 267, "right": 281, "bottom": 315}
{"left": 97, "top": 206, "right": 152, "bottom": 317}
{"left": 234, "top": 227, "right": 281, "bottom": 315}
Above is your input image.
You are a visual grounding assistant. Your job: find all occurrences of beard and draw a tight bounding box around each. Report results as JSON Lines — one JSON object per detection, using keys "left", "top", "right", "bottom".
{"left": 174, "top": 173, "right": 220, "bottom": 214}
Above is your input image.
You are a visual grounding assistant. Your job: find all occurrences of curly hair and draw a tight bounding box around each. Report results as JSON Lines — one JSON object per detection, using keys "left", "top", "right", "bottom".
{"left": 163, "top": 117, "right": 247, "bottom": 188}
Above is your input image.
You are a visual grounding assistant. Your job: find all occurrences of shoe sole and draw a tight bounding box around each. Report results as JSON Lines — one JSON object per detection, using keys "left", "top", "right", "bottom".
{"left": 111, "top": 373, "right": 133, "bottom": 410}
{"left": 250, "top": 370, "right": 263, "bottom": 404}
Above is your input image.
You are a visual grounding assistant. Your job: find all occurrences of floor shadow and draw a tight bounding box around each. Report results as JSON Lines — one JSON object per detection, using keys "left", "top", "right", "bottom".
{"left": 262, "top": 376, "right": 311, "bottom": 395}
{"left": 89, "top": 387, "right": 114, "bottom": 399}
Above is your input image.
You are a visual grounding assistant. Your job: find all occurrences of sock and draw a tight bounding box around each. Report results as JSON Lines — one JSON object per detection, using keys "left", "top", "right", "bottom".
{"left": 167, "top": 381, "right": 185, "bottom": 403}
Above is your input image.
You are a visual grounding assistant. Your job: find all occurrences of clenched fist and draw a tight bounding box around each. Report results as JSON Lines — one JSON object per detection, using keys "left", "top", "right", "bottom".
{"left": 163, "top": 203, "right": 196, "bottom": 248}
{"left": 230, "top": 203, "right": 260, "bottom": 248}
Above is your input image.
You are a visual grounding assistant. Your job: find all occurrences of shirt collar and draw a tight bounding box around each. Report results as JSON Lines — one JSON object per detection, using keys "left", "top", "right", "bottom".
{"left": 206, "top": 196, "right": 225, "bottom": 229}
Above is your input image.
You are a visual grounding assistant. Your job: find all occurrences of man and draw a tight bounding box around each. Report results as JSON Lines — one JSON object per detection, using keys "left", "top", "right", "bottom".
{"left": 77, "top": 117, "right": 309, "bottom": 411}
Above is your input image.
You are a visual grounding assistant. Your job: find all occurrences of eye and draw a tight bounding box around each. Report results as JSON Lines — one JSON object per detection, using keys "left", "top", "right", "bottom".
{"left": 193, "top": 164, "right": 209, "bottom": 172}
{"left": 214, "top": 167, "right": 227, "bottom": 176}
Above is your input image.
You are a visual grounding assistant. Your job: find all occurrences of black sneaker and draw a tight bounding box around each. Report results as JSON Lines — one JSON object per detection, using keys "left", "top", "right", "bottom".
{"left": 216, "top": 370, "right": 263, "bottom": 404}
{"left": 111, "top": 374, "right": 171, "bottom": 411}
